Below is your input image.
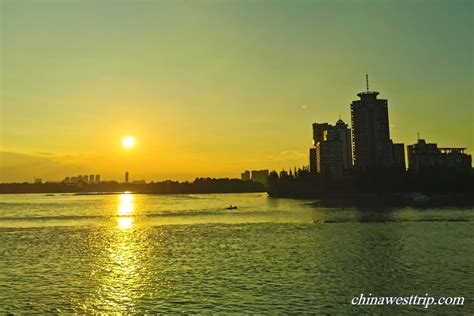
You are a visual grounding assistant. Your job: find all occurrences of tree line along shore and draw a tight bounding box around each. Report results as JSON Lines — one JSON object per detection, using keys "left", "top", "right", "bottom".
{"left": 0, "top": 178, "right": 266, "bottom": 194}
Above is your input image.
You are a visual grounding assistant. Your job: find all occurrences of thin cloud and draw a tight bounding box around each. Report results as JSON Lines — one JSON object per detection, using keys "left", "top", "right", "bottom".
{"left": 267, "top": 150, "right": 307, "bottom": 161}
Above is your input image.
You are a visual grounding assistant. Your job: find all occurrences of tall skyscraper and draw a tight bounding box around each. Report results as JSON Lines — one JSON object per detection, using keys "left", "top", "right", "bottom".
{"left": 95, "top": 175, "right": 101, "bottom": 183}
{"left": 312, "top": 123, "right": 331, "bottom": 145}
{"left": 334, "top": 119, "right": 353, "bottom": 171}
{"left": 351, "top": 75, "right": 402, "bottom": 170}
{"left": 309, "top": 148, "right": 317, "bottom": 173}
{"left": 392, "top": 143, "right": 406, "bottom": 170}
{"left": 125, "top": 172, "right": 129, "bottom": 184}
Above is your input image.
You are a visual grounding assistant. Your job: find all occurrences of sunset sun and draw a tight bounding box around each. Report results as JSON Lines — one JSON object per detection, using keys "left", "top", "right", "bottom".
{"left": 122, "top": 136, "right": 136, "bottom": 149}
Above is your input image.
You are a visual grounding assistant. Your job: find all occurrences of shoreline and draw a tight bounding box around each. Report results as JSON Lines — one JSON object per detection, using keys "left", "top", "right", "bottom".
{"left": 267, "top": 191, "right": 474, "bottom": 208}
{"left": 2, "top": 190, "right": 473, "bottom": 208}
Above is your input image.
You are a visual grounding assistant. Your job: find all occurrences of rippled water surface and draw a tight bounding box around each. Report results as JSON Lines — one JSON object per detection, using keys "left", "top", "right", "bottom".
{"left": 0, "top": 193, "right": 472, "bottom": 313}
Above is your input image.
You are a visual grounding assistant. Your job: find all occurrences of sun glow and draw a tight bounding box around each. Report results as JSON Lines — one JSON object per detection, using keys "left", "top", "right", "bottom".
{"left": 122, "top": 136, "right": 136, "bottom": 149}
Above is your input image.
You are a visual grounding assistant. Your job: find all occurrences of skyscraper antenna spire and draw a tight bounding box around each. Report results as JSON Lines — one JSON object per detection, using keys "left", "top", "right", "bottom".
{"left": 366, "top": 73, "right": 369, "bottom": 92}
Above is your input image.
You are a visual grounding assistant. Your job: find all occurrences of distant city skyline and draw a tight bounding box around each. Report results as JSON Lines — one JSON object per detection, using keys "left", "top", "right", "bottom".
{"left": 1, "top": 0, "right": 472, "bottom": 182}
{"left": 309, "top": 78, "right": 471, "bottom": 180}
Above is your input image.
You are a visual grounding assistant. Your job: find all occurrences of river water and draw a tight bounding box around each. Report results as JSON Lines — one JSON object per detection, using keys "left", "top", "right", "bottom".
{"left": 0, "top": 192, "right": 472, "bottom": 313}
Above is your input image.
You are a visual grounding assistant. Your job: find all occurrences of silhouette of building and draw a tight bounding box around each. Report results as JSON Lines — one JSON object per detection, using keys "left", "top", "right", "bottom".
{"left": 310, "top": 119, "right": 352, "bottom": 179}
{"left": 241, "top": 170, "right": 250, "bottom": 181}
{"left": 312, "top": 123, "right": 331, "bottom": 145}
{"left": 392, "top": 143, "right": 406, "bottom": 170}
{"left": 62, "top": 174, "right": 100, "bottom": 185}
{"left": 251, "top": 170, "right": 269, "bottom": 185}
{"left": 350, "top": 75, "right": 405, "bottom": 170}
{"left": 316, "top": 139, "right": 343, "bottom": 179}
{"left": 407, "top": 139, "right": 472, "bottom": 174}
{"left": 125, "top": 172, "right": 129, "bottom": 184}
{"left": 309, "top": 148, "right": 317, "bottom": 173}
{"left": 334, "top": 119, "right": 352, "bottom": 171}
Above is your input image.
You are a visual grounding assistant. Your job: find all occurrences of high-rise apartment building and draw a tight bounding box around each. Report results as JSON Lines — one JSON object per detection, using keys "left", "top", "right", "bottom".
{"left": 350, "top": 76, "right": 405, "bottom": 170}
{"left": 309, "top": 148, "right": 317, "bottom": 173}
{"left": 310, "top": 119, "right": 352, "bottom": 179}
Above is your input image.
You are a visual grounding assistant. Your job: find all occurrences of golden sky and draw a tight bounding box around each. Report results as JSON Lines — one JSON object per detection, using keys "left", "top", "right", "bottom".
{"left": 1, "top": 0, "right": 472, "bottom": 182}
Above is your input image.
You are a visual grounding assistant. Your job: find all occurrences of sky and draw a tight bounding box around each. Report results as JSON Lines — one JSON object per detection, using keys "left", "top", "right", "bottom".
{"left": 0, "top": 0, "right": 472, "bottom": 182}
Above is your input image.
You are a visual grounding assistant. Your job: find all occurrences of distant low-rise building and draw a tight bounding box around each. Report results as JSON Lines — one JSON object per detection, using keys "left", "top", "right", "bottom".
{"left": 241, "top": 170, "right": 250, "bottom": 181}
{"left": 407, "top": 139, "right": 472, "bottom": 174}
{"left": 251, "top": 170, "right": 269, "bottom": 185}
{"left": 63, "top": 174, "right": 101, "bottom": 185}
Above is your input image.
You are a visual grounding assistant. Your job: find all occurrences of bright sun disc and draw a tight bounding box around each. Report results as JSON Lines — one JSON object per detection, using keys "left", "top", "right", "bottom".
{"left": 122, "top": 136, "right": 136, "bottom": 148}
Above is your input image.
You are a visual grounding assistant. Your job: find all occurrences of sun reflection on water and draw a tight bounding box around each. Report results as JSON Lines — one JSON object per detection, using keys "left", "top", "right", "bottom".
{"left": 118, "top": 193, "right": 134, "bottom": 216}
{"left": 89, "top": 192, "right": 146, "bottom": 312}
{"left": 117, "top": 192, "right": 134, "bottom": 230}
{"left": 117, "top": 217, "right": 133, "bottom": 230}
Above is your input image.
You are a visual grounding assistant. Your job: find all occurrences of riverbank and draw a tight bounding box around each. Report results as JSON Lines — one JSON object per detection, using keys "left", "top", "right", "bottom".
{"left": 268, "top": 191, "right": 474, "bottom": 208}
{"left": 0, "top": 178, "right": 266, "bottom": 195}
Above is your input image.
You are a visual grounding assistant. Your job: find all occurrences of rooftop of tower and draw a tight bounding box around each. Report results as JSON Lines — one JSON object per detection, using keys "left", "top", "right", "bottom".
{"left": 357, "top": 90, "right": 379, "bottom": 98}
{"left": 357, "top": 74, "right": 380, "bottom": 98}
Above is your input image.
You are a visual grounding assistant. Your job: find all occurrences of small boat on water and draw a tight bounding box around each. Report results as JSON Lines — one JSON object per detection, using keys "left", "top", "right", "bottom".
{"left": 226, "top": 205, "right": 238, "bottom": 210}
